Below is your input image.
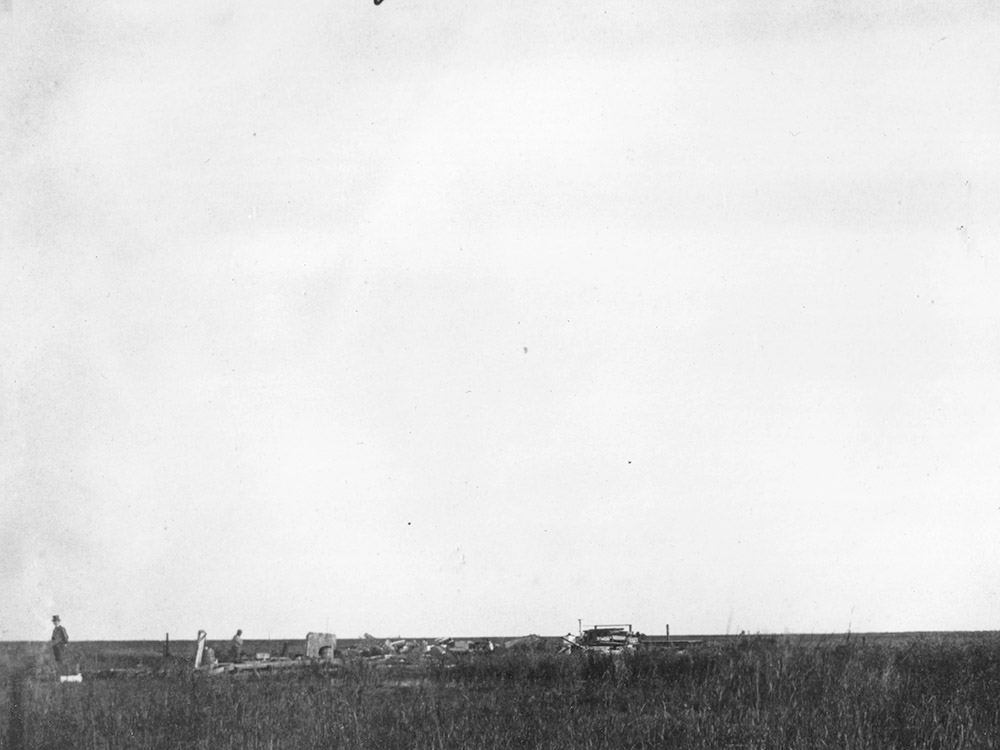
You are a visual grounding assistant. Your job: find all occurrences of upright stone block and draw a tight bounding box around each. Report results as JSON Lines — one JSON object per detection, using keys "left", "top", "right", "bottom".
{"left": 305, "top": 632, "right": 337, "bottom": 660}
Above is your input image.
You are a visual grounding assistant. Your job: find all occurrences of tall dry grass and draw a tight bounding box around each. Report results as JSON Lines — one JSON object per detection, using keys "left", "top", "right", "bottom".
{"left": 3, "top": 634, "right": 1000, "bottom": 749}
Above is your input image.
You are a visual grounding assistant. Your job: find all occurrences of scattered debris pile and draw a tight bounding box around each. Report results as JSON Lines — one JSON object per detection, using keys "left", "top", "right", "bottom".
{"left": 561, "top": 625, "right": 703, "bottom": 653}
{"left": 348, "top": 635, "right": 501, "bottom": 660}
{"left": 503, "top": 634, "right": 546, "bottom": 651}
{"left": 195, "top": 630, "right": 339, "bottom": 675}
{"left": 434, "top": 638, "right": 495, "bottom": 655}
{"left": 562, "top": 625, "right": 643, "bottom": 653}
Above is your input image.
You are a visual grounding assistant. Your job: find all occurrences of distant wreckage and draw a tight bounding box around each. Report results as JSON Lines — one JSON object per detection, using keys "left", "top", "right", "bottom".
{"left": 194, "top": 630, "right": 338, "bottom": 675}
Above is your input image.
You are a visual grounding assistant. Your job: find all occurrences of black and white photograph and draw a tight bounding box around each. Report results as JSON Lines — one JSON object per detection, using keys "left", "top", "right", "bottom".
{"left": 2, "top": 0, "right": 999, "bottom": 747}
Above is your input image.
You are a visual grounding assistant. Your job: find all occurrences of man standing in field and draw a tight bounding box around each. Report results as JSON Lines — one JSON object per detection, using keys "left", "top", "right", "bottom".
{"left": 231, "top": 629, "right": 244, "bottom": 663}
{"left": 51, "top": 615, "right": 69, "bottom": 673}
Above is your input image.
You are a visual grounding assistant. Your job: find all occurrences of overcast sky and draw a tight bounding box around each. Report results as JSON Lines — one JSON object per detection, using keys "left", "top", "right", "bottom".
{"left": 2, "top": 0, "right": 998, "bottom": 641}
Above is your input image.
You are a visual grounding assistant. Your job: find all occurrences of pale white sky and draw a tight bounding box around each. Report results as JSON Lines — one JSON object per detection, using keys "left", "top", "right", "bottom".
{"left": 2, "top": 0, "right": 999, "bottom": 641}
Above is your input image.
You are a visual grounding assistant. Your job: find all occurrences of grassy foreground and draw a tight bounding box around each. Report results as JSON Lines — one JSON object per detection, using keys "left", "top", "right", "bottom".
{"left": 4, "top": 634, "right": 1000, "bottom": 749}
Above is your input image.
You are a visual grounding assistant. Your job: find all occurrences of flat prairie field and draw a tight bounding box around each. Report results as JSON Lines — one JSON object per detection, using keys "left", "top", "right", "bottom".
{"left": 3, "top": 632, "right": 1000, "bottom": 749}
